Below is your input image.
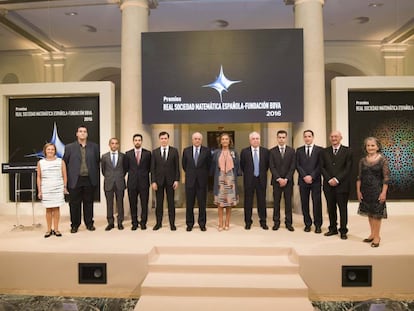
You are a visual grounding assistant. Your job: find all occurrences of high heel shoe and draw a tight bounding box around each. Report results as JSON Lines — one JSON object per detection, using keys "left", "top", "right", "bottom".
{"left": 363, "top": 238, "right": 374, "bottom": 243}
{"left": 44, "top": 231, "right": 52, "bottom": 238}
{"left": 218, "top": 225, "right": 223, "bottom": 232}
{"left": 224, "top": 226, "right": 229, "bottom": 231}
{"left": 371, "top": 239, "right": 380, "bottom": 248}
{"left": 54, "top": 231, "right": 62, "bottom": 237}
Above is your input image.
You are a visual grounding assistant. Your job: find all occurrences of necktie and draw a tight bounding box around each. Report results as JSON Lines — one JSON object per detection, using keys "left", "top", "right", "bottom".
{"left": 280, "top": 147, "right": 285, "bottom": 159}
{"left": 111, "top": 153, "right": 116, "bottom": 167}
{"left": 162, "top": 148, "right": 167, "bottom": 161}
{"left": 333, "top": 148, "right": 338, "bottom": 155}
{"left": 136, "top": 150, "right": 141, "bottom": 165}
{"left": 194, "top": 147, "right": 199, "bottom": 166}
{"left": 253, "top": 149, "right": 259, "bottom": 177}
{"left": 306, "top": 146, "right": 310, "bottom": 158}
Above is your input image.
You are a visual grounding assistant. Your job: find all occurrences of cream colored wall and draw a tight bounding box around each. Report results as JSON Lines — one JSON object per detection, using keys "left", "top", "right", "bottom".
{"left": 0, "top": 53, "right": 42, "bottom": 83}
{"left": 64, "top": 49, "right": 121, "bottom": 82}
{"left": 325, "top": 43, "right": 384, "bottom": 76}
{"left": 405, "top": 46, "right": 414, "bottom": 75}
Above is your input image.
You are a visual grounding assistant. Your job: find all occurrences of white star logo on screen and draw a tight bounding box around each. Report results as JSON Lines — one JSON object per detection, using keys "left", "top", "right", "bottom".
{"left": 202, "top": 65, "right": 241, "bottom": 102}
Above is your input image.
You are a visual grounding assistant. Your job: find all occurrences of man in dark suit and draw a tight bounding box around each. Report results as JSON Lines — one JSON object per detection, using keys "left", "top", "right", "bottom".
{"left": 151, "top": 131, "right": 180, "bottom": 231}
{"left": 320, "top": 130, "right": 353, "bottom": 240}
{"left": 182, "top": 132, "right": 211, "bottom": 231}
{"left": 269, "top": 130, "right": 296, "bottom": 231}
{"left": 63, "top": 125, "right": 100, "bottom": 233}
{"left": 124, "top": 134, "right": 152, "bottom": 230}
{"left": 101, "top": 137, "right": 126, "bottom": 231}
{"left": 240, "top": 131, "right": 269, "bottom": 230}
{"left": 296, "top": 130, "right": 323, "bottom": 233}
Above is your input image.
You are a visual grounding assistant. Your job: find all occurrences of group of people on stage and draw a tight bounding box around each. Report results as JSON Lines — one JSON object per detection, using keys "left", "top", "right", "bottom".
{"left": 36, "top": 125, "right": 390, "bottom": 248}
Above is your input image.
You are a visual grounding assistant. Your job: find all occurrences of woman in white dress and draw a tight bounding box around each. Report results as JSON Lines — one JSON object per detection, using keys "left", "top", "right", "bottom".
{"left": 36, "top": 143, "right": 68, "bottom": 238}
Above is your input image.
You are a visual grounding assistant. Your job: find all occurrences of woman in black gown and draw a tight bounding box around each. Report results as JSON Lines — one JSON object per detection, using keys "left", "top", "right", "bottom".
{"left": 356, "top": 137, "right": 390, "bottom": 248}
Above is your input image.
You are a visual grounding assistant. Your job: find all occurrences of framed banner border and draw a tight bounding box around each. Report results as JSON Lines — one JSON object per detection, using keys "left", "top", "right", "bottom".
{"left": 331, "top": 76, "right": 414, "bottom": 213}
{"left": 0, "top": 82, "right": 114, "bottom": 214}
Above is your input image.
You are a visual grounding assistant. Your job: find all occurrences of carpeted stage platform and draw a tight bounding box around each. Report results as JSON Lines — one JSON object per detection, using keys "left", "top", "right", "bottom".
{"left": 0, "top": 205, "right": 413, "bottom": 310}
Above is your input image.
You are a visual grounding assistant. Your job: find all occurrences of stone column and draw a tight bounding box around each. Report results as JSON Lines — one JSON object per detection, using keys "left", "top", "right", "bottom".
{"left": 120, "top": 0, "right": 151, "bottom": 151}
{"left": 381, "top": 44, "right": 407, "bottom": 76}
{"left": 286, "top": 0, "right": 326, "bottom": 146}
{"left": 42, "top": 52, "right": 66, "bottom": 82}
{"left": 285, "top": 0, "right": 326, "bottom": 214}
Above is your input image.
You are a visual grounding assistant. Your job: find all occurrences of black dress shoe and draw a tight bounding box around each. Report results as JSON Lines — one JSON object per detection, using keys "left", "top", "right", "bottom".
{"left": 87, "top": 225, "right": 96, "bottom": 231}
{"left": 105, "top": 224, "right": 114, "bottom": 231}
{"left": 324, "top": 230, "right": 338, "bottom": 236}
{"left": 261, "top": 224, "right": 269, "bottom": 230}
{"left": 371, "top": 241, "right": 380, "bottom": 248}
{"left": 200, "top": 226, "right": 207, "bottom": 231}
{"left": 186, "top": 226, "right": 192, "bottom": 232}
{"left": 272, "top": 224, "right": 280, "bottom": 231}
{"left": 304, "top": 226, "right": 311, "bottom": 232}
{"left": 153, "top": 224, "right": 161, "bottom": 231}
{"left": 140, "top": 224, "right": 147, "bottom": 230}
{"left": 170, "top": 225, "right": 177, "bottom": 231}
{"left": 340, "top": 233, "right": 348, "bottom": 240}
{"left": 315, "top": 227, "right": 322, "bottom": 234}
{"left": 286, "top": 225, "right": 295, "bottom": 232}
{"left": 131, "top": 224, "right": 138, "bottom": 231}
{"left": 118, "top": 223, "right": 124, "bottom": 230}
{"left": 70, "top": 227, "right": 78, "bottom": 233}
{"left": 245, "top": 224, "right": 251, "bottom": 230}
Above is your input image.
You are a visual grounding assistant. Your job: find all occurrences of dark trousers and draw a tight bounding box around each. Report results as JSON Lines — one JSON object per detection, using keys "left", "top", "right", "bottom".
{"left": 155, "top": 180, "right": 175, "bottom": 226}
{"left": 299, "top": 183, "right": 322, "bottom": 228}
{"left": 185, "top": 180, "right": 207, "bottom": 228}
{"left": 244, "top": 177, "right": 267, "bottom": 226}
{"left": 104, "top": 184, "right": 125, "bottom": 225}
{"left": 272, "top": 184, "right": 293, "bottom": 226}
{"left": 324, "top": 187, "right": 349, "bottom": 234}
{"left": 128, "top": 186, "right": 149, "bottom": 226}
{"left": 68, "top": 176, "right": 95, "bottom": 229}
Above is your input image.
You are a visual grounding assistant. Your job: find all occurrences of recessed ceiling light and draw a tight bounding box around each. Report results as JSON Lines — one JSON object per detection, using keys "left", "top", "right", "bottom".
{"left": 368, "top": 3, "right": 383, "bottom": 8}
{"left": 354, "top": 16, "right": 370, "bottom": 24}
{"left": 213, "top": 19, "right": 229, "bottom": 28}
{"left": 65, "top": 12, "right": 78, "bottom": 16}
{"left": 81, "top": 25, "right": 97, "bottom": 33}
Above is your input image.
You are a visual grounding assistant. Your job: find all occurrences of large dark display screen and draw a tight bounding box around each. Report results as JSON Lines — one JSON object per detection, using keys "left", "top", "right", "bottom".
{"left": 142, "top": 29, "right": 303, "bottom": 124}
{"left": 348, "top": 91, "right": 414, "bottom": 200}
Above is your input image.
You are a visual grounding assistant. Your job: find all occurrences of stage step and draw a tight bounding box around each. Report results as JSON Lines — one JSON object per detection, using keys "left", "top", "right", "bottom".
{"left": 136, "top": 296, "right": 315, "bottom": 311}
{"left": 149, "top": 246, "right": 299, "bottom": 274}
{"left": 136, "top": 246, "right": 312, "bottom": 310}
{"left": 141, "top": 271, "right": 308, "bottom": 297}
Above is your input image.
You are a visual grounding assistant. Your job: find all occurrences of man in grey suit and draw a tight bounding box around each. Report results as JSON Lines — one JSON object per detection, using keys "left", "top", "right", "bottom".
{"left": 269, "top": 130, "right": 296, "bottom": 231}
{"left": 296, "top": 130, "right": 323, "bottom": 233}
{"left": 151, "top": 131, "right": 180, "bottom": 231}
{"left": 101, "top": 137, "right": 126, "bottom": 231}
{"left": 182, "top": 132, "right": 211, "bottom": 231}
{"left": 63, "top": 125, "right": 100, "bottom": 233}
